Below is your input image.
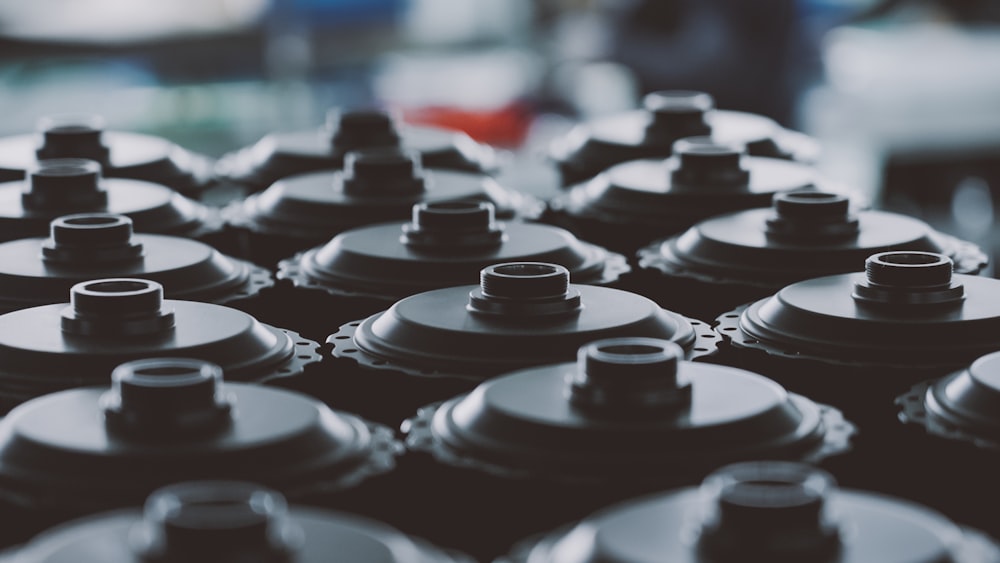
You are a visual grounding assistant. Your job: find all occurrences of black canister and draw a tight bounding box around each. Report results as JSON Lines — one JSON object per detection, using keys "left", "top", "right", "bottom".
{"left": 634, "top": 190, "right": 988, "bottom": 321}
{"left": 0, "top": 213, "right": 270, "bottom": 313}
{"left": 503, "top": 461, "right": 999, "bottom": 563}
{"left": 0, "top": 115, "right": 214, "bottom": 198}
{"left": 714, "top": 251, "right": 1000, "bottom": 511}
{"left": 546, "top": 137, "right": 821, "bottom": 254}
{"left": 551, "top": 90, "right": 819, "bottom": 187}
{"left": 216, "top": 108, "right": 496, "bottom": 193}
{"left": 320, "top": 262, "right": 719, "bottom": 426}
{"left": 223, "top": 148, "right": 541, "bottom": 266}
{"left": 0, "top": 159, "right": 220, "bottom": 244}
{"left": 398, "top": 338, "right": 853, "bottom": 560}
{"left": 0, "top": 278, "right": 319, "bottom": 409}
{"left": 0, "top": 359, "right": 399, "bottom": 548}
{"left": 896, "top": 350, "right": 1000, "bottom": 539}
{"left": 272, "top": 201, "right": 628, "bottom": 341}
{"left": 3, "top": 481, "right": 468, "bottom": 563}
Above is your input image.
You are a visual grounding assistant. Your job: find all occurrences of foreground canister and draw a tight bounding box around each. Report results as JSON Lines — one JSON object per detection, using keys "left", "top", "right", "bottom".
{"left": 273, "top": 201, "right": 628, "bottom": 340}
{"left": 503, "top": 461, "right": 999, "bottom": 563}
{"left": 0, "top": 159, "right": 219, "bottom": 244}
{"left": 321, "top": 262, "right": 719, "bottom": 426}
{"left": 0, "top": 114, "right": 215, "bottom": 198}
{"left": 216, "top": 107, "right": 496, "bottom": 193}
{"left": 224, "top": 148, "right": 540, "bottom": 266}
{"left": 896, "top": 350, "right": 1000, "bottom": 540}
{"left": 546, "top": 137, "right": 821, "bottom": 254}
{"left": 398, "top": 338, "right": 853, "bottom": 560}
{"left": 0, "top": 213, "right": 271, "bottom": 313}
{"left": 715, "top": 251, "right": 1000, "bottom": 507}
{"left": 2, "top": 481, "right": 468, "bottom": 563}
{"left": 634, "top": 190, "right": 988, "bottom": 321}
{"left": 550, "top": 90, "right": 818, "bottom": 187}
{"left": 0, "top": 359, "right": 400, "bottom": 547}
{"left": 0, "top": 278, "right": 319, "bottom": 409}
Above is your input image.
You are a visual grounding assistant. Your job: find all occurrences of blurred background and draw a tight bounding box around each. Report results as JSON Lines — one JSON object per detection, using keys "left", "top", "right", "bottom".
{"left": 1, "top": 0, "right": 999, "bottom": 261}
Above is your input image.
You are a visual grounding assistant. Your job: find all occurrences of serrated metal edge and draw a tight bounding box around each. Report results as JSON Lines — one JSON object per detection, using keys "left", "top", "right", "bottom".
{"left": 282, "top": 420, "right": 404, "bottom": 497}
{"left": 214, "top": 261, "right": 275, "bottom": 306}
{"left": 330, "top": 314, "right": 720, "bottom": 380}
{"left": 264, "top": 328, "right": 324, "bottom": 382}
{"left": 715, "top": 304, "right": 970, "bottom": 370}
{"left": 804, "top": 403, "right": 856, "bottom": 463}
{"left": 896, "top": 380, "right": 1000, "bottom": 451}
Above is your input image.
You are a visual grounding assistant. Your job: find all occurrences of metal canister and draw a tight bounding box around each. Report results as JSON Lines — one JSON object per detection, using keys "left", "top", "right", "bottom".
{"left": 635, "top": 190, "right": 988, "bottom": 321}
{"left": 897, "top": 350, "right": 1000, "bottom": 540}
{"left": 322, "top": 262, "right": 719, "bottom": 426}
{"left": 272, "top": 201, "right": 628, "bottom": 340}
{"left": 715, "top": 250, "right": 1000, "bottom": 519}
{"left": 398, "top": 338, "right": 853, "bottom": 560}
{"left": 0, "top": 159, "right": 220, "bottom": 244}
{"left": 2, "top": 481, "right": 468, "bottom": 563}
{"left": 0, "top": 278, "right": 319, "bottom": 410}
{"left": 0, "top": 359, "right": 399, "bottom": 547}
{"left": 215, "top": 108, "right": 496, "bottom": 193}
{"left": 550, "top": 90, "right": 818, "bottom": 187}
{"left": 0, "top": 213, "right": 270, "bottom": 313}
{"left": 0, "top": 115, "right": 214, "bottom": 198}
{"left": 546, "top": 137, "right": 820, "bottom": 254}
{"left": 504, "top": 462, "right": 999, "bottom": 563}
{"left": 223, "top": 148, "right": 541, "bottom": 266}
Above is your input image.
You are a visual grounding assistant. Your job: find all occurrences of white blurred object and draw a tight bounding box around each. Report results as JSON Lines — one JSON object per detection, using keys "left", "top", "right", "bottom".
{"left": 0, "top": 0, "right": 268, "bottom": 43}
{"left": 552, "top": 61, "right": 638, "bottom": 118}
{"left": 803, "top": 24, "right": 1000, "bottom": 203}
{"left": 404, "top": 0, "right": 532, "bottom": 45}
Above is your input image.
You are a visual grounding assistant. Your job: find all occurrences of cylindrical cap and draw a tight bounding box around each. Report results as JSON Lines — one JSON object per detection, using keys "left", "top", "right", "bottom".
{"left": 102, "top": 358, "right": 233, "bottom": 439}
{"left": 468, "top": 262, "right": 583, "bottom": 316}
{"left": 400, "top": 201, "right": 505, "bottom": 250}
{"left": 327, "top": 108, "right": 402, "bottom": 153}
{"left": 698, "top": 462, "right": 840, "bottom": 560}
{"left": 853, "top": 251, "right": 965, "bottom": 306}
{"left": 61, "top": 278, "right": 176, "bottom": 336}
{"left": 134, "top": 481, "right": 301, "bottom": 562}
{"left": 765, "top": 191, "right": 859, "bottom": 241}
{"left": 568, "top": 338, "right": 691, "bottom": 413}
{"left": 41, "top": 213, "right": 144, "bottom": 264}
{"left": 341, "top": 148, "right": 426, "bottom": 196}
{"left": 670, "top": 137, "right": 750, "bottom": 188}
{"left": 35, "top": 114, "right": 111, "bottom": 164}
{"left": 643, "top": 91, "right": 714, "bottom": 143}
{"left": 23, "top": 158, "right": 109, "bottom": 210}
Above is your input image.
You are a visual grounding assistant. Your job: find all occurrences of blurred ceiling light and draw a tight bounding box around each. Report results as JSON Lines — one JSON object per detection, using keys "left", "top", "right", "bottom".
{"left": 0, "top": 0, "right": 269, "bottom": 43}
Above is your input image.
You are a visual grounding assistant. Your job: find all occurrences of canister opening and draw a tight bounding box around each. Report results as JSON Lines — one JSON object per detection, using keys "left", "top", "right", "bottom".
{"left": 568, "top": 338, "right": 691, "bottom": 413}
{"left": 853, "top": 251, "right": 964, "bottom": 307}
{"left": 42, "top": 213, "right": 144, "bottom": 264}
{"left": 401, "top": 201, "right": 505, "bottom": 250}
{"left": 342, "top": 148, "right": 425, "bottom": 196}
{"left": 697, "top": 462, "right": 841, "bottom": 560}
{"left": 670, "top": 137, "right": 750, "bottom": 188}
{"left": 62, "top": 278, "right": 176, "bottom": 336}
{"left": 328, "top": 108, "right": 402, "bottom": 153}
{"left": 468, "top": 262, "right": 582, "bottom": 316}
{"left": 35, "top": 114, "right": 111, "bottom": 164}
{"left": 102, "top": 358, "right": 233, "bottom": 439}
{"left": 643, "top": 91, "right": 714, "bottom": 144}
{"left": 134, "top": 482, "right": 301, "bottom": 561}
{"left": 765, "top": 191, "right": 859, "bottom": 242}
{"left": 23, "top": 158, "right": 108, "bottom": 211}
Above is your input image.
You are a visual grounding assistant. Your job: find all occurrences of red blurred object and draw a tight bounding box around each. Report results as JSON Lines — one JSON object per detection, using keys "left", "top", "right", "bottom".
{"left": 400, "top": 101, "right": 534, "bottom": 148}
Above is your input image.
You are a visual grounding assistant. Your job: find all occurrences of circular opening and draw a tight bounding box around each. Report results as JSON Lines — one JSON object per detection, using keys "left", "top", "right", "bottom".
{"left": 492, "top": 263, "right": 560, "bottom": 278}
{"left": 782, "top": 192, "right": 840, "bottom": 203}
{"left": 148, "top": 483, "right": 280, "bottom": 532}
{"left": 875, "top": 252, "right": 947, "bottom": 267}
{"left": 61, "top": 215, "right": 122, "bottom": 226}
{"left": 423, "top": 201, "right": 489, "bottom": 213}
{"left": 83, "top": 280, "right": 154, "bottom": 294}
{"left": 597, "top": 344, "right": 666, "bottom": 356}
{"left": 644, "top": 90, "right": 714, "bottom": 112}
{"left": 34, "top": 159, "right": 98, "bottom": 177}
{"left": 709, "top": 462, "right": 832, "bottom": 510}
{"left": 134, "top": 366, "right": 201, "bottom": 377}
{"left": 723, "top": 479, "right": 822, "bottom": 510}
